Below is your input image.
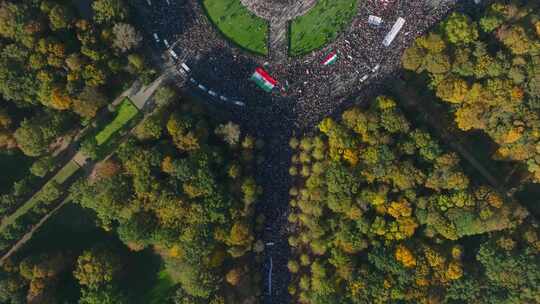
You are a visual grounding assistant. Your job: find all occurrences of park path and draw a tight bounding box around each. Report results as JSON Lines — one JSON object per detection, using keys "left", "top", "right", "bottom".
{"left": 0, "top": 72, "right": 173, "bottom": 265}
{"left": 241, "top": 0, "right": 318, "bottom": 62}
{"left": 268, "top": 19, "right": 289, "bottom": 63}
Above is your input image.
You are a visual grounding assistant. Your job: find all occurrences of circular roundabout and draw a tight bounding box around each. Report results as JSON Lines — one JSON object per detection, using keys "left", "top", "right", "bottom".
{"left": 133, "top": 0, "right": 458, "bottom": 302}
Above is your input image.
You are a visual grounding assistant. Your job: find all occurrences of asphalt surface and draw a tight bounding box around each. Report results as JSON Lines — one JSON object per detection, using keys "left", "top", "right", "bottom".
{"left": 130, "top": 0, "right": 461, "bottom": 302}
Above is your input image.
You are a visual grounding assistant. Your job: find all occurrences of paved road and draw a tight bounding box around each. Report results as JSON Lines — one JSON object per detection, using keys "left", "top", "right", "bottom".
{"left": 132, "top": 0, "right": 461, "bottom": 302}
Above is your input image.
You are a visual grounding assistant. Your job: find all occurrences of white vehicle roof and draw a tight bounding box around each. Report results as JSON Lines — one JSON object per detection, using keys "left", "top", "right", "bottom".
{"left": 220, "top": 96, "right": 229, "bottom": 101}
{"left": 181, "top": 63, "right": 190, "bottom": 72}
{"left": 233, "top": 100, "right": 245, "bottom": 106}
{"left": 163, "top": 39, "right": 169, "bottom": 48}
{"left": 169, "top": 49, "right": 178, "bottom": 59}
{"left": 146, "top": 0, "right": 152, "bottom": 6}
{"left": 198, "top": 84, "right": 207, "bottom": 91}
{"left": 189, "top": 78, "right": 197, "bottom": 84}
{"left": 360, "top": 74, "right": 369, "bottom": 82}
{"left": 368, "top": 15, "right": 383, "bottom": 26}
{"left": 371, "top": 64, "right": 380, "bottom": 73}
{"left": 208, "top": 90, "right": 217, "bottom": 96}
{"left": 153, "top": 33, "right": 159, "bottom": 42}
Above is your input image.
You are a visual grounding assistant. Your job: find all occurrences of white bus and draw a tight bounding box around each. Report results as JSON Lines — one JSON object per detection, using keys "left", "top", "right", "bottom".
{"left": 383, "top": 17, "right": 405, "bottom": 47}
{"left": 181, "top": 63, "right": 190, "bottom": 72}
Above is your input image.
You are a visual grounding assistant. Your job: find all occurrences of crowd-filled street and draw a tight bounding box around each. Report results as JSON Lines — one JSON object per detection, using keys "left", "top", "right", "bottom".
{"left": 131, "top": 0, "right": 459, "bottom": 302}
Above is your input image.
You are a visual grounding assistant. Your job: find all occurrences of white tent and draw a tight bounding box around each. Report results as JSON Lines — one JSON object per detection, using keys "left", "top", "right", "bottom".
{"left": 383, "top": 17, "right": 405, "bottom": 47}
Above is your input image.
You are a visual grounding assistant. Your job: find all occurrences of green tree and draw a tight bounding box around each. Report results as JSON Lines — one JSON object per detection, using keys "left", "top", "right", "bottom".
{"left": 442, "top": 12, "right": 479, "bottom": 44}
{"left": 79, "top": 285, "right": 129, "bottom": 304}
{"left": 154, "top": 86, "right": 177, "bottom": 106}
{"left": 48, "top": 5, "right": 74, "bottom": 30}
{"left": 73, "top": 86, "right": 108, "bottom": 119}
{"left": 74, "top": 247, "right": 123, "bottom": 289}
{"left": 92, "top": 0, "right": 128, "bottom": 23}
{"left": 30, "top": 156, "right": 57, "bottom": 177}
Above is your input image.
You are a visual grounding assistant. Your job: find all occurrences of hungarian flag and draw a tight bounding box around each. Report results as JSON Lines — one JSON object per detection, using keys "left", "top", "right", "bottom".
{"left": 322, "top": 51, "right": 338, "bottom": 66}
{"left": 250, "top": 68, "right": 277, "bottom": 92}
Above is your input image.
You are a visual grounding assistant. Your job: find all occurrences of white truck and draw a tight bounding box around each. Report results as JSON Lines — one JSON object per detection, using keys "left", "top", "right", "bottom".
{"left": 368, "top": 15, "right": 383, "bottom": 26}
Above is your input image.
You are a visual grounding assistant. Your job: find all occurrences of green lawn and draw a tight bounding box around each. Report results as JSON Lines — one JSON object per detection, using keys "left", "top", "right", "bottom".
{"left": 202, "top": 0, "right": 268, "bottom": 55}
{"left": 0, "top": 160, "right": 80, "bottom": 232}
{"left": 143, "top": 270, "right": 176, "bottom": 304}
{"left": 52, "top": 160, "right": 80, "bottom": 184}
{"left": 290, "top": 0, "right": 358, "bottom": 56}
{"left": 95, "top": 99, "right": 139, "bottom": 145}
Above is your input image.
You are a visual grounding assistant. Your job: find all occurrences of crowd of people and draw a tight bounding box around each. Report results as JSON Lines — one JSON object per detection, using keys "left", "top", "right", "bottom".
{"left": 132, "top": 0, "right": 459, "bottom": 303}
{"left": 240, "top": 0, "right": 318, "bottom": 20}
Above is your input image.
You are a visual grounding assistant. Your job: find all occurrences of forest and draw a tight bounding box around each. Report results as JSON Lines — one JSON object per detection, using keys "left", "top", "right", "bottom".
{"left": 402, "top": 1, "right": 540, "bottom": 182}
{"left": 0, "top": 0, "right": 539, "bottom": 303}
{"left": 0, "top": 92, "right": 264, "bottom": 303}
{"left": 0, "top": 0, "right": 152, "bottom": 247}
{"left": 287, "top": 96, "right": 539, "bottom": 303}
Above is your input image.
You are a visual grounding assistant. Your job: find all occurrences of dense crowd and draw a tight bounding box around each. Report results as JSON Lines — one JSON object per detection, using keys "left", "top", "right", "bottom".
{"left": 240, "top": 0, "right": 318, "bottom": 20}
{"left": 131, "top": 0, "right": 459, "bottom": 303}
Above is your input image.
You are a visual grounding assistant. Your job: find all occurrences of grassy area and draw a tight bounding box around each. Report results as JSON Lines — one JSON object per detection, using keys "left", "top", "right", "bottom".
{"left": 95, "top": 98, "right": 139, "bottom": 145}
{"left": 0, "top": 151, "right": 33, "bottom": 194}
{"left": 143, "top": 270, "right": 177, "bottom": 304}
{"left": 53, "top": 160, "right": 80, "bottom": 184}
{"left": 290, "top": 0, "right": 358, "bottom": 56}
{"left": 0, "top": 160, "right": 80, "bottom": 232}
{"left": 0, "top": 99, "right": 139, "bottom": 235}
{"left": 202, "top": 0, "right": 268, "bottom": 55}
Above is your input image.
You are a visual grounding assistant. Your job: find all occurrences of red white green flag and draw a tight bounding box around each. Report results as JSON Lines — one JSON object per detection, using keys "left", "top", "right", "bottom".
{"left": 250, "top": 68, "right": 277, "bottom": 92}
{"left": 322, "top": 51, "right": 338, "bottom": 66}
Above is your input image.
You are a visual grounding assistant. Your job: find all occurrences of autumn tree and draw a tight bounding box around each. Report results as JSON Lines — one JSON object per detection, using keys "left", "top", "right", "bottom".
{"left": 112, "top": 23, "right": 142, "bottom": 52}
{"left": 74, "top": 247, "right": 123, "bottom": 289}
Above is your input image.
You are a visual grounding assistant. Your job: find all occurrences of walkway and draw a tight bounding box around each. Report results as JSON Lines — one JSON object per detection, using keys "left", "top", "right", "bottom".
{"left": 241, "top": 0, "right": 318, "bottom": 62}
{"left": 0, "top": 73, "right": 172, "bottom": 265}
